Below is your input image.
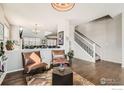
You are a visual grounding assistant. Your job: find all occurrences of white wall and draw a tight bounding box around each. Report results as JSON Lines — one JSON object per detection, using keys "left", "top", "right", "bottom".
{"left": 122, "top": 13, "right": 124, "bottom": 67}
{"left": 77, "top": 14, "right": 122, "bottom": 64}
{"left": 10, "top": 25, "right": 21, "bottom": 49}
{"left": 0, "top": 5, "right": 9, "bottom": 27}
{"left": 10, "top": 25, "right": 20, "bottom": 41}
{"left": 69, "top": 24, "right": 94, "bottom": 62}
{"left": 6, "top": 50, "right": 23, "bottom": 72}
{"left": 0, "top": 5, "right": 10, "bottom": 40}
{"left": 57, "top": 20, "right": 70, "bottom": 53}
{"left": 105, "top": 14, "right": 122, "bottom": 63}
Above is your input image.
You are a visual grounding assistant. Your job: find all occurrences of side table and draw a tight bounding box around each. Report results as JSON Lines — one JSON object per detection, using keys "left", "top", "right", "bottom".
{"left": 52, "top": 67, "right": 73, "bottom": 85}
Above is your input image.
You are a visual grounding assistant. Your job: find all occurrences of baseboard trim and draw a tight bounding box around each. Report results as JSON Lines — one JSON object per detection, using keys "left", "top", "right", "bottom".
{"left": 74, "top": 57, "right": 95, "bottom": 63}
{"left": 0, "top": 72, "right": 7, "bottom": 85}
{"left": 102, "top": 59, "right": 122, "bottom": 64}
{"left": 7, "top": 68, "right": 24, "bottom": 73}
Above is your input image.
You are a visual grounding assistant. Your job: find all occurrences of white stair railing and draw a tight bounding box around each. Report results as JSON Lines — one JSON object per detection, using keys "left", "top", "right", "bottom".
{"left": 74, "top": 31, "right": 97, "bottom": 62}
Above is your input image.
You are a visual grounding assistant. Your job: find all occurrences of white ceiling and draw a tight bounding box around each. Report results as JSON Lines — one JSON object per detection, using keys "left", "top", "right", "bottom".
{"left": 2, "top": 3, "right": 124, "bottom": 32}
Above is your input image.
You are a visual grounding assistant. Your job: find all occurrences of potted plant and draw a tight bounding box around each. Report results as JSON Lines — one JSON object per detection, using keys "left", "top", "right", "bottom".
{"left": 0, "top": 42, "right": 4, "bottom": 56}
{"left": 0, "top": 42, "right": 7, "bottom": 61}
{"left": 6, "top": 40, "right": 15, "bottom": 50}
{"left": 67, "top": 50, "right": 74, "bottom": 66}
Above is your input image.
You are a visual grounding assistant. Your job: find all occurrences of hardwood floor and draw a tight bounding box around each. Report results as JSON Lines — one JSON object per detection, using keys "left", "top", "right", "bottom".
{"left": 2, "top": 58, "right": 124, "bottom": 85}
{"left": 72, "top": 58, "right": 124, "bottom": 85}
{"left": 2, "top": 71, "right": 27, "bottom": 85}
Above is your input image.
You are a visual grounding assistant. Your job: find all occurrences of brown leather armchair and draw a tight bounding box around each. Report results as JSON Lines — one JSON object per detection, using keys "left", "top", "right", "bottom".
{"left": 22, "top": 51, "right": 48, "bottom": 74}
{"left": 51, "top": 50, "right": 69, "bottom": 66}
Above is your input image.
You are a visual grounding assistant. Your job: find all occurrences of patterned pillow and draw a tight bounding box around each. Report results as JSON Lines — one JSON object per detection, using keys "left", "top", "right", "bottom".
{"left": 25, "top": 59, "right": 35, "bottom": 66}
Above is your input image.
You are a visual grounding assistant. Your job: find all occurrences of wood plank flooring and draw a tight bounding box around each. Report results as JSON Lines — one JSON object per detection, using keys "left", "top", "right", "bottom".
{"left": 72, "top": 58, "right": 124, "bottom": 85}
{"left": 2, "top": 71, "right": 27, "bottom": 85}
{"left": 2, "top": 58, "right": 124, "bottom": 85}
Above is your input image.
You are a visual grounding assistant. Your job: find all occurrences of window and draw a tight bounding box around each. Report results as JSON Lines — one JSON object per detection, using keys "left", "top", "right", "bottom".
{"left": 23, "top": 37, "right": 41, "bottom": 46}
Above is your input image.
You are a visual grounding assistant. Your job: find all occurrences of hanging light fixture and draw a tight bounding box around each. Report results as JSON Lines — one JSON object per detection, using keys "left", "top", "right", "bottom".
{"left": 19, "top": 26, "right": 23, "bottom": 39}
{"left": 51, "top": 3, "right": 75, "bottom": 12}
{"left": 32, "top": 24, "right": 41, "bottom": 34}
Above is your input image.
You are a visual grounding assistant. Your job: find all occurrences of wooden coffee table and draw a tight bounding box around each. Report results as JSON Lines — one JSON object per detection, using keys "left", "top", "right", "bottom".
{"left": 52, "top": 67, "right": 73, "bottom": 85}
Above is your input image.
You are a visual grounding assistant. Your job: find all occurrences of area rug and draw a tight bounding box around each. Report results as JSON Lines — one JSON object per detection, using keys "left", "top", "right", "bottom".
{"left": 26, "top": 69, "right": 94, "bottom": 85}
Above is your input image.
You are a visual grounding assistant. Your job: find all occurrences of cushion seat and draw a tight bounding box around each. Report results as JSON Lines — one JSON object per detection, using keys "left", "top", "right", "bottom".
{"left": 22, "top": 51, "right": 48, "bottom": 74}
{"left": 53, "top": 58, "right": 69, "bottom": 64}
{"left": 51, "top": 50, "right": 69, "bottom": 66}
{"left": 25, "top": 63, "right": 48, "bottom": 73}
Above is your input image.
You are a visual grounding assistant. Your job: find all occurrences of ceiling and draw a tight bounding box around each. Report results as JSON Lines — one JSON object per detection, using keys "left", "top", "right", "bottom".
{"left": 2, "top": 3, "right": 124, "bottom": 33}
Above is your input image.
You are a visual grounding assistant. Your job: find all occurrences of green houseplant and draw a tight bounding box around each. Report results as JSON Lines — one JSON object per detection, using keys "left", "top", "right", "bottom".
{"left": 0, "top": 42, "right": 7, "bottom": 61}
{"left": 6, "top": 40, "right": 15, "bottom": 50}
{"left": 67, "top": 50, "right": 74, "bottom": 66}
{"left": 0, "top": 42, "right": 4, "bottom": 57}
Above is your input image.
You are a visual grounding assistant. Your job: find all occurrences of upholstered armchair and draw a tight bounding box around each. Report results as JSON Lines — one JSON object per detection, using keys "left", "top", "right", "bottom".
{"left": 51, "top": 50, "right": 69, "bottom": 66}
{"left": 22, "top": 51, "right": 48, "bottom": 74}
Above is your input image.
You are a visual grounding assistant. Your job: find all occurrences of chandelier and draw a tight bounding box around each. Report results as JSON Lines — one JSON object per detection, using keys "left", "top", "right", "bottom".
{"left": 32, "top": 24, "right": 41, "bottom": 34}
{"left": 51, "top": 3, "right": 75, "bottom": 12}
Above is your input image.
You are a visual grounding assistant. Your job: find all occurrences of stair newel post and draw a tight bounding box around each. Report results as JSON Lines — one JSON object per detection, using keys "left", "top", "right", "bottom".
{"left": 93, "top": 43, "right": 96, "bottom": 62}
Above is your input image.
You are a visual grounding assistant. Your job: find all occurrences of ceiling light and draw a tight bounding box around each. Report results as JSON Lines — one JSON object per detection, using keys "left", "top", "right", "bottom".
{"left": 51, "top": 3, "right": 75, "bottom": 12}
{"left": 32, "top": 24, "right": 41, "bottom": 34}
{"left": 19, "top": 26, "right": 23, "bottom": 31}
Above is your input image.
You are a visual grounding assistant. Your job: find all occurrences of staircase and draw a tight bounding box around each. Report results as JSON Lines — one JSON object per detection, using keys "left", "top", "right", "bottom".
{"left": 74, "top": 30, "right": 101, "bottom": 62}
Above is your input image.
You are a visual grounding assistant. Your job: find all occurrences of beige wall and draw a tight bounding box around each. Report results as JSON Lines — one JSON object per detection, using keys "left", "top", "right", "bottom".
{"left": 77, "top": 14, "right": 122, "bottom": 64}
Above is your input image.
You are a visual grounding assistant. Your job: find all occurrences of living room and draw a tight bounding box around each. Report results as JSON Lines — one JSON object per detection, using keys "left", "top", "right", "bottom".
{"left": 0, "top": 2, "right": 124, "bottom": 88}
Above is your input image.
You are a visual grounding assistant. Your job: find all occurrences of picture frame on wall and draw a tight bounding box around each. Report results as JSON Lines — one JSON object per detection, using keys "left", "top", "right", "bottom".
{"left": 0, "top": 23, "right": 4, "bottom": 41}
{"left": 58, "top": 31, "right": 64, "bottom": 45}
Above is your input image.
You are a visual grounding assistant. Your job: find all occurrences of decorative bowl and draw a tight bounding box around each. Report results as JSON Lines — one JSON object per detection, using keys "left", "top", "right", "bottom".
{"left": 59, "top": 67, "right": 65, "bottom": 72}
